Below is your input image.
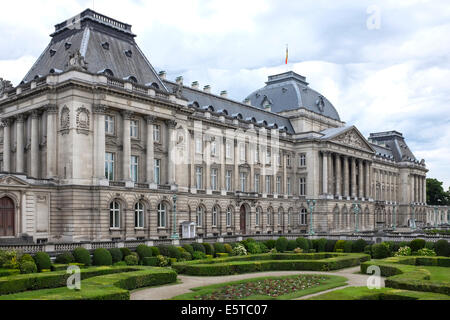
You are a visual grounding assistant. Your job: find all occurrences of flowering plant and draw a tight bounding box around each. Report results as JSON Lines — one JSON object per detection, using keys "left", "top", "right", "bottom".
{"left": 416, "top": 248, "right": 436, "bottom": 257}
{"left": 394, "top": 246, "right": 412, "bottom": 257}
{"left": 293, "top": 248, "right": 303, "bottom": 254}
{"left": 232, "top": 244, "right": 248, "bottom": 256}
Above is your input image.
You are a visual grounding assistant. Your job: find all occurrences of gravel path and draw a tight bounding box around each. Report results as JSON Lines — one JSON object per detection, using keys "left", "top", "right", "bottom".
{"left": 130, "top": 266, "right": 385, "bottom": 300}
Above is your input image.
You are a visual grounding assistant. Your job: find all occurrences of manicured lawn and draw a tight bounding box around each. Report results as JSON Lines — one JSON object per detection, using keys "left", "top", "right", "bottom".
{"left": 171, "top": 274, "right": 348, "bottom": 300}
{"left": 308, "top": 286, "right": 450, "bottom": 300}
{"left": 421, "top": 266, "right": 450, "bottom": 283}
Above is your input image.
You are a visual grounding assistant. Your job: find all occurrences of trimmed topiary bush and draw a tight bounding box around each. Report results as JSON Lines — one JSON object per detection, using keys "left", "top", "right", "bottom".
{"left": 157, "top": 245, "right": 170, "bottom": 257}
{"left": 275, "top": 237, "right": 288, "bottom": 252}
{"left": 143, "top": 257, "right": 159, "bottom": 266}
{"left": 315, "top": 238, "right": 327, "bottom": 252}
{"left": 372, "top": 243, "right": 391, "bottom": 259}
{"left": 192, "top": 251, "right": 207, "bottom": 260}
{"left": 92, "top": 248, "right": 112, "bottom": 266}
{"left": 19, "top": 260, "right": 37, "bottom": 274}
{"left": 409, "top": 239, "right": 426, "bottom": 252}
{"left": 296, "top": 238, "right": 310, "bottom": 252}
{"left": 287, "top": 240, "right": 298, "bottom": 251}
{"left": 120, "top": 248, "right": 132, "bottom": 259}
{"left": 124, "top": 254, "right": 138, "bottom": 266}
{"left": 150, "top": 247, "right": 160, "bottom": 257}
{"left": 334, "top": 240, "right": 346, "bottom": 252}
{"left": 202, "top": 243, "right": 215, "bottom": 256}
{"left": 136, "top": 245, "right": 153, "bottom": 261}
{"left": 343, "top": 241, "right": 353, "bottom": 253}
{"left": 33, "top": 252, "right": 52, "bottom": 272}
{"left": 264, "top": 240, "right": 276, "bottom": 249}
{"left": 326, "top": 240, "right": 337, "bottom": 253}
{"left": 73, "top": 248, "right": 92, "bottom": 266}
{"left": 191, "top": 243, "right": 206, "bottom": 253}
{"left": 183, "top": 244, "right": 194, "bottom": 255}
{"left": 213, "top": 243, "right": 225, "bottom": 254}
{"left": 55, "top": 252, "right": 75, "bottom": 264}
{"left": 19, "top": 254, "right": 35, "bottom": 264}
{"left": 167, "top": 245, "right": 181, "bottom": 260}
{"left": 434, "top": 240, "right": 450, "bottom": 257}
{"left": 180, "top": 251, "right": 192, "bottom": 261}
{"left": 109, "top": 248, "right": 123, "bottom": 263}
{"left": 425, "top": 242, "right": 435, "bottom": 250}
{"left": 224, "top": 244, "right": 233, "bottom": 254}
{"left": 352, "top": 239, "right": 367, "bottom": 253}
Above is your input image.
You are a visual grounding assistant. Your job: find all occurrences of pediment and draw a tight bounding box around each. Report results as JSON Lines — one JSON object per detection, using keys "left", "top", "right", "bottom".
{"left": 0, "top": 175, "right": 30, "bottom": 186}
{"left": 330, "top": 127, "right": 375, "bottom": 153}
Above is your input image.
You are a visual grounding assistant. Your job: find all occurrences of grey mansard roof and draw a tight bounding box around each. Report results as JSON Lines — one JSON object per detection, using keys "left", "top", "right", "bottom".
{"left": 368, "top": 131, "right": 420, "bottom": 163}
{"left": 246, "top": 71, "right": 341, "bottom": 121}
{"left": 22, "top": 9, "right": 167, "bottom": 91}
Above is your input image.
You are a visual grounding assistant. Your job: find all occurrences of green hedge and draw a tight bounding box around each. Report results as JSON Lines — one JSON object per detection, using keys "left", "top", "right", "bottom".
{"left": 142, "top": 257, "right": 159, "bottom": 266}
{"left": 33, "top": 252, "right": 52, "bottom": 272}
{"left": 0, "top": 269, "right": 20, "bottom": 277}
{"left": 93, "top": 249, "right": 113, "bottom": 266}
{"left": 51, "top": 263, "right": 84, "bottom": 272}
{"left": 73, "top": 248, "right": 92, "bottom": 266}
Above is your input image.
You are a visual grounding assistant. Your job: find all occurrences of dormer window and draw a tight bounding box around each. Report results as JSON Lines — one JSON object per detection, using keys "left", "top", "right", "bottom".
{"left": 65, "top": 42, "right": 72, "bottom": 50}
{"left": 102, "top": 42, "right": 110, "bottom": 50}
{"left": 124, "top": 76, "right": 137, "bottom": 83}
{"left": 49, "top": 49, "right": 56, "bottom": 57}
{"left": 124, "top": 49, "right": 132, "bottom": 57}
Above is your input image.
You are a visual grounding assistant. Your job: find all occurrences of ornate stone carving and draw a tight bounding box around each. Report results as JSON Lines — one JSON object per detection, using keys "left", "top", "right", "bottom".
{"left": 316, "top": 96, "right": 325, "bottom": 113}
{"left": 60, "top": 106, "right": 70, "bottom": 135}
{"left": 93, "top": 105, "right": 107, "bottom": 114}
{"left": 121, "top": 110, "right": 134, "bottom": 120}
{"left": 145, "top": 115, "right": 157, "bottom": 124}
{"left": 0, "top": 118, "right": 11, "bottom": 128}
{"left": 0, "top": 78, "right": 13, "bottom": 96}
{"left": 166, "top": 120, "right": 177, "bottom": 129}
{"left": 15, "top": 114, "right": 25, "bottom": 123}
{"left": 30, "top": 109, "right": 41, "bottom": 119}
{"left": 66, "top": 50, "right": 88, "bottom": 71}
{"left": 334, "top": 130, "right": 367, "bottom": 150}
{"left": 76, "top": 106, "right": 90, "bottom": 135}
{"left": 172, "top": 84, "right": 183, "bottom": 98}
{"left": 44, "top": 105, "right": 58, "bottom": 114}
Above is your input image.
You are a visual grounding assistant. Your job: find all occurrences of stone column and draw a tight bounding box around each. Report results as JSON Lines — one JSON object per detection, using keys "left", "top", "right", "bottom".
{"left": 2, "top": 119, "right": 11, "bottom": 172}
{"left": 30, "top": 110, "right": 40, "bottom": 178}
{"left": 393, "top": 174, "right": 397, "bottom": 203}
{"left": 328, "top": 153, "right": 334, "bottom": 196}
{"left": 413, "top": 175, "right": 417, "bottom": 203}
{"left": 166, "top": 120, "right": 177, "bottom": 186}
{"left": 365, "top": 162, "right": 370, "bottom": 199}
{"left": 15, "top": 114, "right": 25, "bottom": 173}
{"left": 46, "top": 105, "right": 58, "bottom": 179}
{"left": 351, "top": 157, "right": 357, "bottom": 198}
{"left": 322, "top": 151, "right": 328, "bottom": 195}
{"left": 93, "top": 105, "right": 107, "bottom": 182}
{"left": 335, "top": 154, "right": 341, "bottom": 197}
{"left": 343, "top": 156, "right": 349, "bottom": 198}
{"left": 358, "top": 159, "right": 364, "bottom": 198}
{"left": 234, "top": 139, "right": 239, "bottom": 191}
{"left": 145, "top": 116, "right": 156, "bottom": 186}
{"left": 423, "top": 176, "right": 427, "bottom": 204}
{"left": 122, "top": 111, "right": 133, "bottom": 182}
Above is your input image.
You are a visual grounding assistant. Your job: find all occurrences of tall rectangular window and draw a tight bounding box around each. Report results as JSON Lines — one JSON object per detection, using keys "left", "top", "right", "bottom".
{"left": 265, "top": 176, "right": 271, "bottom": 194}
{"left": 240, "top": 172, "right": 247, "bottom": 192}
{"left": 130, "top": 120, "right": 139, "bottom": 139}
{"left": 276, "top": 176, "right": 281, "bottom": 194}
{"left": 154, "top": 159, "right": 161, "bottom": 185}
{"left": 211, "top": 168, "right": 218, "bottom": 191}
{"left": 226, "top": 142, "right": 232, "bottom": 159}
{"left": 287, "top": 177, "right": 292, "bottom": 196}
{"left": 266, "top": 148, "right": 271, "bottom": 164}
{"left": 255, "top": 146, "right": 260, "bottom": 163}
{"left": 299, "top": 177, "right": 306, "bottom": 196}
{"left": 195, "top": 138, "right": 203, "bottom": 154}
{"left": 153, "top": 124, "right": 161, "bottom": 143}
{"left": 287, "top": 154, "right": 291, "bottom": 167}
{"left": 254, "top": 174, "right": 260, "bottom": 193}
{"left": 105, "top": 116, "right": 115, "bottom": 135}
{"left": 130, "top": 156, "right": 139, "bottom": 182}
{"left": 276, "top": 153, "right": 281, "bottom": 166}
{"left": 211, "top": 141, "right": 217, "bottom": 157}
{"left": 225, "top": 170, "right": 232, "bottom": 191}
{"left": 105, "top": 152, "right": 115, "bottom": 181}
{"left": 299, "top": 154, "right": 306, "bottom": 167}
{"left": 196, "top": 167, "right": 203, "bottom": 190}
{"left": 239, "top": 143, "right": 246, "bottom": 162}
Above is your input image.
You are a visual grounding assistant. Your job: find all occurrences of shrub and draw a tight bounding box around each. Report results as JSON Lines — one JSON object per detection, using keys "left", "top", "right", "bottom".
{"left": 124, "top": 254, "right": 138, "bottom": 266}
{"left": 93, "top": 248, "right": 113, "bottom": 266}
{"left": 143, "top": 257, "right": 159, "bottom": 266}
{"left": 315, "top": 238, "right": 327, "bottom": 252}
{"left": 55, "top": 252, "right": 75, "bottom": 264}
{"left": 232, "top": 244, "right": 248, "bottom": 256}
{"left": 1, "top": 251, "right": 18, "bottom": 269}
{"left": 265, "top": 240, "right": 276, "bottom": 249}
{"left": 334, "top": 240, "right": 346, "bottom": 252}
{"left": 275, "top": 237, "right": 288, "bottom": 252}
{"left": 434, "top": 240, "right": 450, "bottom": 257}
{"left": 182, "top": 244, "right": 194, "bottom": 255}
{"left": 191, "top": 243, "right": 206, "bottom": 253}
{"left": 394, "top": 246, "right": 412, "bottom": 257}
{"left": 216, "top": 253, "right": 229, "bottom": 258}
{"left": 113, "top": 261, "right": 127, "bottom": 267}
{"left": 224, "top": 244, "right": 233, "bottom": 254}
{"left": 389, "top": 242, "right": 400, "bottom": 253}
{"left": 372, "top": 243, "right": 391, "bottom": 259}
{"left": 19, "top": 254, "right": 35, "bottom": 264}
{"left": 167, "top": 246, "right": 182, "bottom": 260}
{"left": 364, "top": 245, "right": 372, "bottom": 256}
{"left": 202, "top": 243, "right": 215, "bottom": 256}
{"left": 180, "top": 251, "right": 192, "bottom": 261}
{"left": 410, "top": 239, "right": 426, "bottom": 252}
{"left": 136, "top": 245, "right": 153, "bottom": 261}
{"left": 425, "top": 242, "right": 435, "bottom": 250}
{"left": 150, "top": 247, "right": 160, "bottom": 257}
{"left": 73, "top": 248, "right": 91, "bottom": 266}
{"left": 296, "top": 238, "right": 309, "bottom": 251}
{"left": 213, "top": 243, "right": 226, "bottom": 254}
{"left": 33, "top": 252, "right": 52, "bottom": 272}
{"left": 343, "top": 241, "right": 353, "bottom": 253}
{"left": 287, "top": 240, "right": 298, "bottom": 251}
{"left": 157, "top": 255, "right": 170, "bottom": 267}
{"left": 157, "top": 245, "right": 169, "bottom": 257}
{"left": 326, "top": 240, "right": 337, "bottom": 253}
{"left": 120, "top": 248, "right": 132, "bottom": 259}
{"left": 19, "top": 261, "right": 37, "bottom": 274}
{"left": 192, "top": 251, "right": 207, "bottom": 260}
{"left": 416, "top": 248, "right": 436, "bottom": 257}
{"left": 336, "top": 249, "right": 344, "bottom": 253}
{"left": 352, "top": 239, "right": 367, "bottom": 253}
{"left": 108, "top": 248, "right": 123, "bottom": 263}
{"left": 294, "top": 248, "right": 303, "bottom": 254}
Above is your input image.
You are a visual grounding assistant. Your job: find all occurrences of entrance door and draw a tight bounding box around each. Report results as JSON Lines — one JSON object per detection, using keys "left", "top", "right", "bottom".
{"left": 240, "top": 205, "right": 246, "bottom": 235}
{"left": 0, "top": 197, "right": 15, "bottom": 237}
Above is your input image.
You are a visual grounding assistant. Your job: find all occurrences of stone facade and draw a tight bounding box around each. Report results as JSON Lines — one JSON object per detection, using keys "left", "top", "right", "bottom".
{"left": 0, "top": 9, "right": 434, "bottom": 243}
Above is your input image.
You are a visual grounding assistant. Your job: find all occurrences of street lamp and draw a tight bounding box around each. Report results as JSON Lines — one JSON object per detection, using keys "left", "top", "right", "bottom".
{"left": 171, "top": 194, "right": 179, "bottom": 239}
{"left": 307, "top": 199, "right": 316, "bottom": 236}
{"left": 352, "top": 202, "right": 360, "bottom": 233}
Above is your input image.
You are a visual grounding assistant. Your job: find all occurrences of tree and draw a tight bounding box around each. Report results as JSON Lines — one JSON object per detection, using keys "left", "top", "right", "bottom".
{"left": 427, "top": 178, "right": 449, "bottom": 205}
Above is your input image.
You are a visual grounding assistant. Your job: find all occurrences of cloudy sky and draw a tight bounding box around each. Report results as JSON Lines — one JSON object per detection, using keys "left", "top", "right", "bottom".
{"left": 1, "top": 0, "right": 449, "bottom": 189}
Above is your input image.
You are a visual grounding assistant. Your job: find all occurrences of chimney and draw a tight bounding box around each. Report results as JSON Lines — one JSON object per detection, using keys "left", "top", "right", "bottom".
{"left": 203, "top": 85, "right": 211, "bottom": 94}
{"left": 176, "top": 76, "right": 183, "bottom": 85}
{"left": 243, "top": 98, "right": 251, "bottom": 106}
{"left": 158, "top": 71, "right": 166, "bottom": 80}
{"left": 220, "top": 90, "right": 228, "bottom": 98}
{"left": 191, "top": 81, "right": 199, "bottom": 90}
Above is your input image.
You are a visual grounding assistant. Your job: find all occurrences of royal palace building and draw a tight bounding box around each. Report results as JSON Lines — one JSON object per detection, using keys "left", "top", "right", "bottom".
{"left": 0, "top": 10, "right": 430, "bottom": 243}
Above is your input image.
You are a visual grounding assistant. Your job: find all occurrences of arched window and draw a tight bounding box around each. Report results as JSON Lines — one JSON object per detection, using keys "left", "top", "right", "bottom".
{"left": 212, "top": 206, "right": 218, "bottom": 227}
{"left": 157, "top": 203, "right": 167, "bottom": 228}
{"left": 267, "top": 208, "right": 273, "bottom": 226}
{"left": 135, "top": 202, "right": 144, "bottom": 228}
{"left": 197, "top": 206, "right": 204, "bottom": 227}
{"left": 255, "top": 207, "right": 261, "bottom": 226}
{"left": 110, "top": 201, "right": 121, "bottom": 229}
{"left": 226, "top": 207, "right": 233, "bottom": 227}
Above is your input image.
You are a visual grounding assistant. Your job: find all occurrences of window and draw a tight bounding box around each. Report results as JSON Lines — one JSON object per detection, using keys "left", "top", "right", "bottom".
{"left": 130, "top": 156, "right": 139, "bottom": 182}
{"left": 226, "top": 142, "right": 232, "bottom": 159}
{"left": 135, "top": 202, "right": 144, "bottom": 228}
{"left": 288, "top": 209, "right": 292, "bottom": 226}
{"left": 287, "top": 154, "right": 291, "bottom": 167}
{"left": 109, "top": 201, "right": 120, "bottom": 228}
{"left": 105, "top": 115, "right": 115, "bottom": 135}
{"left": 256, "top": 207, "right": 261, "bottom": 226}
{"left": 276, "top": 153, "right": 281, "bottom": 166}
{"left": 239, "top": 143, "right": 246, "bottom": 162}
{"left": 195, "top": 138, "right": 203, "bottom": 154}
{"left": 278, "top": 209, "right": 282, "bottom": 226}
{"left": 153, "top": 124, "right": 161, "bottom": 143}
{"left": 265, "top": 176, "right": 272, "bottom": 194}
{"left": 157, "top": 203, "right": 167, "bottom": 228}
{"left": 266, "top": 148, "right": 272, "bottom": 164}
{"left": 267, "top": 210, "right": 272, "bottom": 226}
{"left": 240, "top": 172, "right": 247, "bottom": 192}
{"left": 287, "top": 177, "right": 291, "bottom": 195}
{"left": 154, "top": 159, "right": 161, "bottom": 185}
{"left": 196, "top": 207, "right": 204, "bottom": 227}
{"left": 276, "top": 176, "right": 281, "bottom": 194}
{"left": 255, "top": 146, "right": 260, "bottom": 163}
{"left": 211, "top": 168, "right": 218, "bottom": 191}
{"left": 225, "top": 170, "right": 232, "bottom": 191}
{"left": 130, "top": 120, "right": 139, "bottom": 139}
{"left": 299, "top": 177, "right": 306, "bottom": 196}
{"left": 196, "top": 167, "right": 203, "bottom": 190}
{"left": 105, "top": 152, "right": 115, "bottom": 181}
{"left": 212, "top": 206, "right": 218, "bottom": 227}
{"left": 226, "top": 207, "right": 232, "bottom": 227}
{"left": 211, "top": 141, "right": 217, "bottom": 157}
{"left": 300, "top": 208, "right": 308, "bottom": 225}
{"left": 255, "top": 174, "right": 260, "bottom": 193}
{"left": 299, "top": 154, "right": 306, "bottom": 167}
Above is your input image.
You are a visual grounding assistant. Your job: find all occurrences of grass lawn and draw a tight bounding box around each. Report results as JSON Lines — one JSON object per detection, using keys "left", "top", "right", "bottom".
{"left": 171, "top": 274, "right": 348, "bottom": 300}
{"left": 308, "top": 286, "right": 450, "bottom": 300}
